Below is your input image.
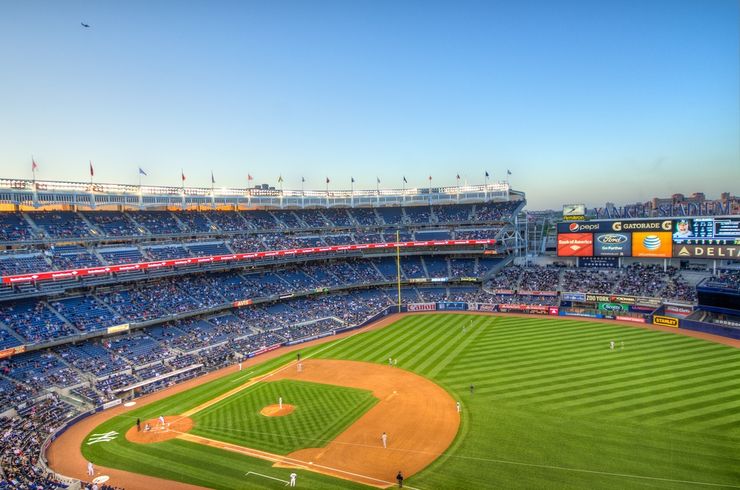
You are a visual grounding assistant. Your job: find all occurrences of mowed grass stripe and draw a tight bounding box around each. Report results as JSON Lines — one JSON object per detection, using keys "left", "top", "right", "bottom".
{"left": 190, "top": 379, "right": 377, "bottom": 454}
{"left": 412, "top": 319, "right": 489, "bottom": 374}
{"left": 325, "top": 315, "right": 429, "bottom": 361}
{"left": 83, "top": 313, "right": 740, "bottom": 490}
{"left": 491, "top": 353, "right": 737, "bottom": 403}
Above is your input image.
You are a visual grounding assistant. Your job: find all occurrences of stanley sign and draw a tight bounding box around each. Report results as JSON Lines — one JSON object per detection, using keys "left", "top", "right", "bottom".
{"left": 653, "top": 315, "right": 679, "bottom": 328}
{"left": 673, "top": 244, "right": 740, "bottom": 260}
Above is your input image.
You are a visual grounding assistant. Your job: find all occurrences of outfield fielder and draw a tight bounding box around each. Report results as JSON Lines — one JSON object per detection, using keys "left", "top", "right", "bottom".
{"left": 279, "top": 397, "right": 283, "bottom": 409}
{"left": 289, "top": 472, "right": 297, "bottom": 487}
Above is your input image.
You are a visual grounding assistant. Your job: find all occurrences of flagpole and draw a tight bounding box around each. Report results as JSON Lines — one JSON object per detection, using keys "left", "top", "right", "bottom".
{"left": 350, "top": 178, "right": 354, "bottom": 207}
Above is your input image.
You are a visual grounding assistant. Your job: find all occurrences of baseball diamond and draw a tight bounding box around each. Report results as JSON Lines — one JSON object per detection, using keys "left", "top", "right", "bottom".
{"left": 44, "top": 313, "right": 740, "bottom": 489}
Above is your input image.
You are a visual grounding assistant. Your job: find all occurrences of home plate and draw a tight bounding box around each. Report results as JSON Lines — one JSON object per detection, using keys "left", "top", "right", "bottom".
{"left": 92, "top": 476, "right": 110, "bottom": 484}
{"left": 123, "top": 402, "right": 136, "bottom": 407}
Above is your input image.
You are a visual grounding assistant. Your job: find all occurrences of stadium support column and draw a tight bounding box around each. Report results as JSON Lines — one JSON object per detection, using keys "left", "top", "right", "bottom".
{"left": 396, "top": 229, "right": 402, "bottom": 312}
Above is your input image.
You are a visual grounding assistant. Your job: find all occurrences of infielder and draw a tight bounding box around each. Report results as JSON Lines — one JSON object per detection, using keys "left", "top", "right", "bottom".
{"left": 279, "top": 397, "right": 283, "bottom": 409}
{"left": 87, "top": 461, "right": 94, "bottom": 476}
{"left": 456, "top": 401, "right": 461, "bottom": 413}
{"left": 159, "top": 415, "right": 165, "bottom": 427}
{"left": 381, "top": 432, "right": 388, "bottom": 448}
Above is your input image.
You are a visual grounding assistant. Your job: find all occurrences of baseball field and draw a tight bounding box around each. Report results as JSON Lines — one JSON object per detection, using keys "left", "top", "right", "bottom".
{"left": 54, "top": 313, "right": 740, "bottom": 489}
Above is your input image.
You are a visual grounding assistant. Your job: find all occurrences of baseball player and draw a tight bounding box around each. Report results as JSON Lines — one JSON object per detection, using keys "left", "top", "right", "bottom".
{"left": 238, "top": 362, "right": 242, "bottom": 371}
{"left": 381, "top": 432, "right": 388, "bottom": 448}
{"left": 279, "top": 397, "right": 283, "bottom": 409}
{"left": 159, "top": 415, "right": 165, "bottom": 427}
{"left": 456, "top": 401, "right": 461, "bottom": 413}
{"left": 289, "top": 472, "right": 297, "bottom": 487}
{"left": 87, "top": 461, "right": 94, "bottom": 476}
{"left": 610, "top": 341, "right": 615, "bottom": 350}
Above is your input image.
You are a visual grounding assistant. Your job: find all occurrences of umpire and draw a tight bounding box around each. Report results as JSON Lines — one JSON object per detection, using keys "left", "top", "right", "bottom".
{"left": 396, "top": 470, "right": 404, "bottom": 488}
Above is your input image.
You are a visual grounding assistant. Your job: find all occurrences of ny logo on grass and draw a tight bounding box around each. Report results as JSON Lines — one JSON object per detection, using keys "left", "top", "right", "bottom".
{"left": 86, "top": 431, "right": 119, "bottom": 445}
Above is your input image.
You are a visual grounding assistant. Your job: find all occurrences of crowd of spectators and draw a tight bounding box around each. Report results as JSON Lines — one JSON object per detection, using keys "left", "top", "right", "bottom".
{"left": 0, "top": 395, "right": 75, "bottom": 489}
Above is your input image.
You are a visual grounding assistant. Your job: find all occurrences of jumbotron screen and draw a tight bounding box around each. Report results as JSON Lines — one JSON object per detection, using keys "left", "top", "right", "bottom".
{"left": 556, "top": 217, "right": 740, "bottom": 260}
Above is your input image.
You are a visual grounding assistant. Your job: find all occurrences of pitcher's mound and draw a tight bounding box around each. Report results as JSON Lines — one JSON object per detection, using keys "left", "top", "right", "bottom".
{"left": 126, "top": 416, "right": 193, "bottom": 444}
{"left": 260, "top": 404, "right": 294, "bottom": 417}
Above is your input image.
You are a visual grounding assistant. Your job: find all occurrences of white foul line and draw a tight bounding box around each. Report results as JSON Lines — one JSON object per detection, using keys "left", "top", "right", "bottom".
{"left": 245, "top": 471, "right": 289, "bottom": 485}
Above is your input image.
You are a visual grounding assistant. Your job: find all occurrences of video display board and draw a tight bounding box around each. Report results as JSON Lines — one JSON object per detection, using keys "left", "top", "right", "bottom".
{"left": 632, "top": 232, "right": 672, "bottom": 258}
{"left": 557, "top": 217, "right": 739, "bottom": 260}
{"left": 557, "top": 233, "right": 593, "bottom": 256}
{"left": 594, "top": 232, "right": 631, "bottom": 256}
{"left": 672, "top": 217, "right": 740, "bottom": 245}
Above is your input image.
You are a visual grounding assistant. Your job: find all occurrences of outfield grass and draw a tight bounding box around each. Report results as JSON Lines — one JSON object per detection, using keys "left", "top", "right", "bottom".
{"left": 82, "top": 314, "right": 740, "bottom": 489}
{"left": 191, "top": 379, "right": 378, "bottom": 453}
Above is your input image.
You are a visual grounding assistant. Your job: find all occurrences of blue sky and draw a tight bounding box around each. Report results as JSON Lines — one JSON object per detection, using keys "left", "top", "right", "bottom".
{"left": 0, "top": 0, "right": 737, "bottom": 208}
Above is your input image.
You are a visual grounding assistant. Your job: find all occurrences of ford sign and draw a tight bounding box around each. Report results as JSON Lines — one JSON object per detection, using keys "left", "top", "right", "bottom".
{"left": 597, "top": 234, "right": 628, "bottom": 244}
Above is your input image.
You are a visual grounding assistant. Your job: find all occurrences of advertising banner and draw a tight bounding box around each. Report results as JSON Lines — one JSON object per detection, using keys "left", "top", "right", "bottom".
{"left": 407, "top": 303, "right": 436, "bottom": 312}
{"left": 653, "top": 315, "right": 679, "bottom": 327}
{"left": 469, "top": 303, "right": 498, "bottom": 312}
{"left": 518, "top": 290, "right": 558, "bottom": 296}
{"left": 597, "top": 302, "right": 629, "bottom": 313}
{"left": 673, "top": 244, "right": 740, "bottom": 260}
{"left": 0, "top": 345, "right": 25, "bottom": 359}
{"left": 594, "top": 232, "right": 632, "bottom": 256}
{"left": 665, "top": 304, "right": 693, "bottom": 317}
{"left": 560, "top": 310, "right": 602, "bottom": 318}
{"left": 107, "top": 324, "right": 130, "bottom": 334}
{"left": 499, "top": 304, "right": 550, "bottom": 314}
{"left": 632, "top": 232, "right": 672, "bottom": 258}
{"left": 616, "top": 315, "right": 646, "bottom": 323}
{"left": 562, "top": 292, "right": 586, "bottom": 302}
{"left": 437, "top": 302, "right": 467, "bottom": 311}
{"left": 557, "top": 219, "right": 672, "bottom": 234}
{"left": 1, "top": 239, "right": 498, "bottom": 284}
{"left": 548, "top": 306, "right": 560, "bottom": 315}
{"left": 557, "top": 233, "right": 594, "bottom": 257}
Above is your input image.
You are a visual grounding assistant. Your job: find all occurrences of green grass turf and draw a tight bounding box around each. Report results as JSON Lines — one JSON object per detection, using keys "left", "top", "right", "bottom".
{"left": 82, "top": 314, "right": 740, "bottom": 489}
{"left": 190, "top": 379, "right": 378, "bottom": 453}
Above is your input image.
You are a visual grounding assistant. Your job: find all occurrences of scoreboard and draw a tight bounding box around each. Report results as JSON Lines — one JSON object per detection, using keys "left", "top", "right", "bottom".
{"left": 672, "top": 218, "right": 740, "bottom": 245}
{"left": 557, "top": 217, "right": 740, "bottom": 259}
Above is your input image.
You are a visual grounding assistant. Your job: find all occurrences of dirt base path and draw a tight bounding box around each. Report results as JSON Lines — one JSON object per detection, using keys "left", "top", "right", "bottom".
{"left": 125, "top": 416, "right": 193, "bottom": 444}
{"left": 268, "top": 359, "right": 459, "bottom": 487}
